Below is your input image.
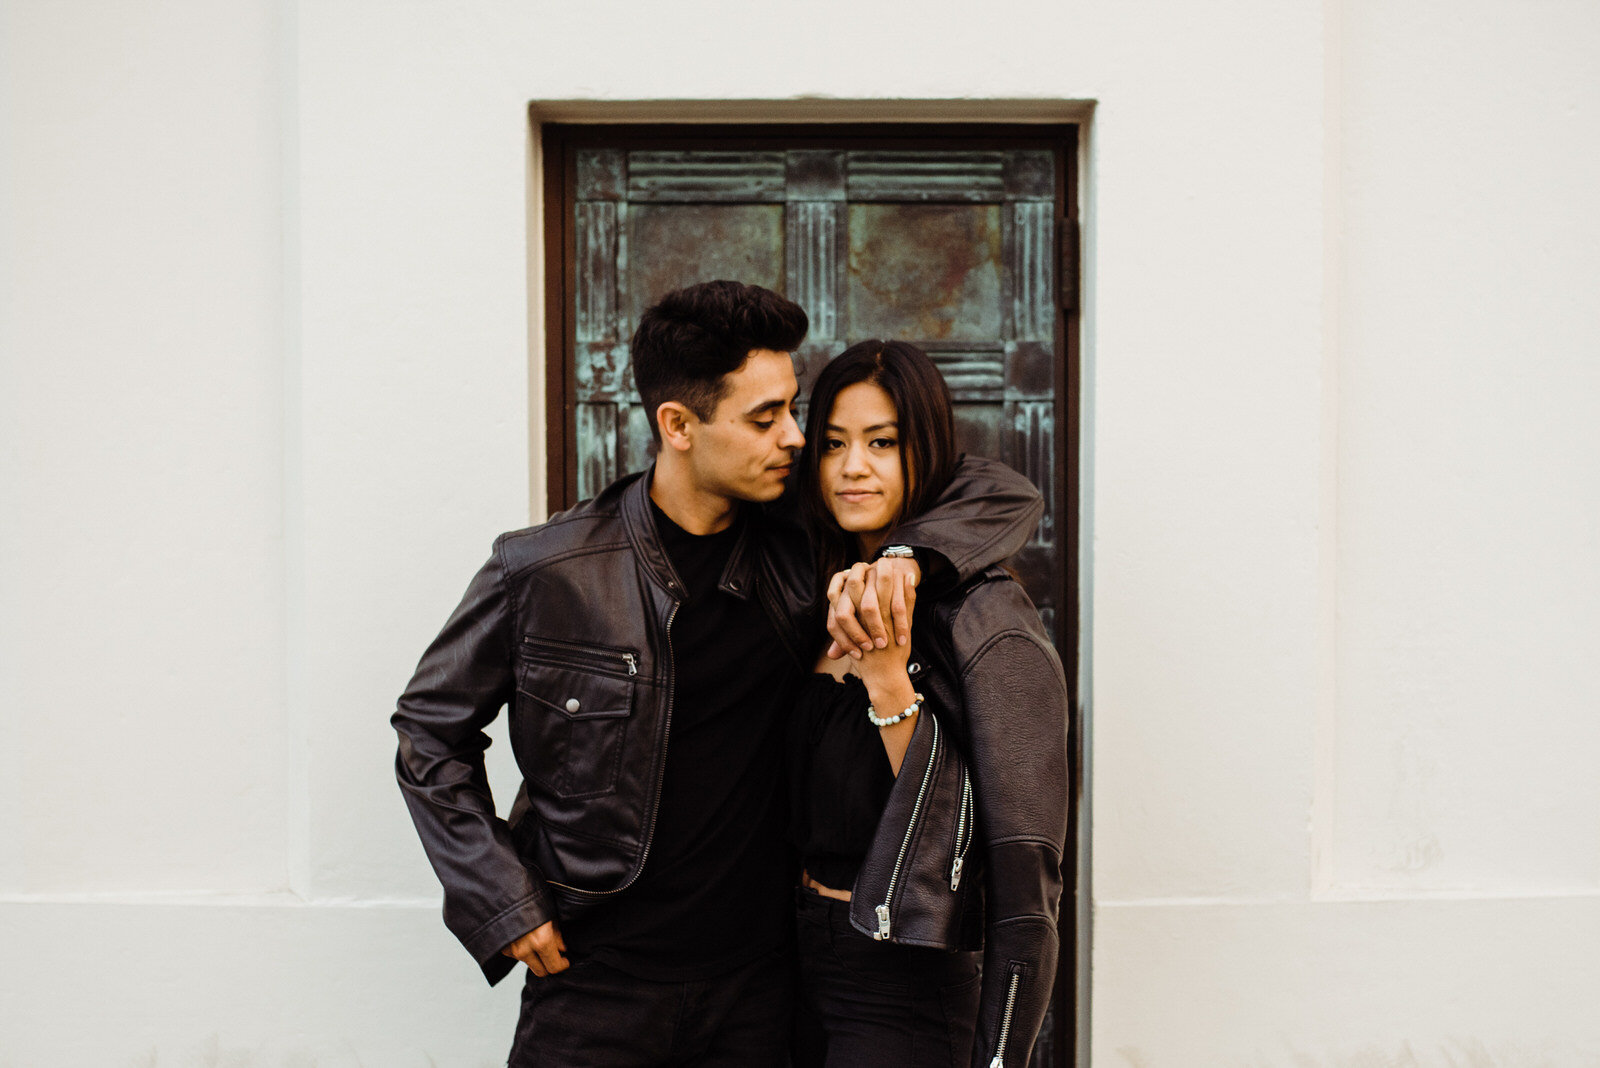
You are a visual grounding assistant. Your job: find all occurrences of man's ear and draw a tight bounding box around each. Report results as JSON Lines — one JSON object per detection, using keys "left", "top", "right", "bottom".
{"left": 656, "top": 402, "right": 696, "bottom": 453}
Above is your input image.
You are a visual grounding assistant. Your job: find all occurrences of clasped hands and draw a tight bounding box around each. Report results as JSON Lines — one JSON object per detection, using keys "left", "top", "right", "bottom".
{"left": 823, "top": 555, "right": 921, "bottom": 661}
{"left": 503, "top": 556, "right": 920, "bottom": 977}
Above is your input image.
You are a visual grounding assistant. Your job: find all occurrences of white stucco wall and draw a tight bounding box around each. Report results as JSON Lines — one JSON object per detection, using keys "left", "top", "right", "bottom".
{"left": 2, "top": 0, "right": 1597, "bottom": 1064}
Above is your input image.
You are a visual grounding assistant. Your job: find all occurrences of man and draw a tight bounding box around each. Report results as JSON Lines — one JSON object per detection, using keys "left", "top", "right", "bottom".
{"left": 394, "top": 280, "right": 1042, "bottom": 1065}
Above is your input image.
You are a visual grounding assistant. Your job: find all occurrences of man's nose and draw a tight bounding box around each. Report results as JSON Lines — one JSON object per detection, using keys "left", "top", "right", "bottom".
{"left": 779, "top": 411, "right": 804, "bottom": 451}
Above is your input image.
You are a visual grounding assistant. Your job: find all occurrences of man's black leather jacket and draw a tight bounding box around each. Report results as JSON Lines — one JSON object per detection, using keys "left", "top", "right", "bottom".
{"left": 393, "top": 458, "right": 1043, "bottom": 985}
{"left": 848, "top": 567, "right": 1070, "bottom": 1068}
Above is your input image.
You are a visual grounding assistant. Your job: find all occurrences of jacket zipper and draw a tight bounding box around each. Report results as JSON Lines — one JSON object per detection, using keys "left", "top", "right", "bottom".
{"left": 545, "top": 602, "right": 676, "bottom": 898}
{"left": 521, "top": 635, "right": 638, "bottom": 678}
{"left": 989, "top": 966, "right": 1022, "bottom": 1067}
{"left": 875, "top": 712, "right": 941, "bottom": 940}
{"left": 950, "top": 768, "right": 974, "bottom": 890}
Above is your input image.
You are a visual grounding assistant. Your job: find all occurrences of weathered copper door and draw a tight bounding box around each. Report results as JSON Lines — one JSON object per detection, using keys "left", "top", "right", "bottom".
{"left": 542, "top": 123, "right": 1081, "bottom": 1067}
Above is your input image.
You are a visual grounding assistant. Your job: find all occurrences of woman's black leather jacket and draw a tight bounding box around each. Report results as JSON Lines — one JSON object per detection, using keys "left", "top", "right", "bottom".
{"left": 848, "top": 567, "right": 1071, "bottom": 1068}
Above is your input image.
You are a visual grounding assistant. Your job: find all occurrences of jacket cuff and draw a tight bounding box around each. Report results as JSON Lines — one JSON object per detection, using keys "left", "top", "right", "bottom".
{"left": 462, "top": 890, "right": 557, "bottom": 986}
{"left": 974, "top": 916, "right": 1060, "bottom": 1068}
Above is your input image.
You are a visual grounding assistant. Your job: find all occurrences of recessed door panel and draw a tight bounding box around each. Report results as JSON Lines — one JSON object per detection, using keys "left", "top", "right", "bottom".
{"left": 627, "top": 204, "right": 786, "bottom": 325}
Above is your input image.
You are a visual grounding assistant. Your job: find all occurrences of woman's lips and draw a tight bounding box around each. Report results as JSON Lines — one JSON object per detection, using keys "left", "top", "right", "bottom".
{"left": 835, "top": 490, "right": 879, "bottom": 503}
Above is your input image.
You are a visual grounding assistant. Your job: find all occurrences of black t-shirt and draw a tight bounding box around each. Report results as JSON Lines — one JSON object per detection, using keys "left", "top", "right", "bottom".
{"left": 560, "top": 502, "right": 800, "bottom": 980}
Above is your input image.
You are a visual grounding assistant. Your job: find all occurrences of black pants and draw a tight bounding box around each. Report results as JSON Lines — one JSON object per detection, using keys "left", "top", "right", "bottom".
{"left": 507, "top": 948, "right": 794, "bottom": 1067}
{"left": 793, "top": 887, "right": 983, "bottom": 1068}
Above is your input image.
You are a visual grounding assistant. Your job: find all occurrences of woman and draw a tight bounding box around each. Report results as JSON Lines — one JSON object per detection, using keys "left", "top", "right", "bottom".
{"left": 789, "top": 340, "right": 1071, "bottom": 1068}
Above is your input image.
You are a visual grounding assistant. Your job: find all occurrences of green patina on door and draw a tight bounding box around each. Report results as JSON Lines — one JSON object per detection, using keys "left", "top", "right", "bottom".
{"left": 544, "top": 126, "right": 1080, "bottom": 1065}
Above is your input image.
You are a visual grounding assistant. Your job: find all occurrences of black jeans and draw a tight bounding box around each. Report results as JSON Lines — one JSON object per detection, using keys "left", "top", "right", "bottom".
{"left": 507, "top": 948, "right": 794, "bottom": 1067}
{"left": 793, "top": 887, "right": 983, "bottom": 1068}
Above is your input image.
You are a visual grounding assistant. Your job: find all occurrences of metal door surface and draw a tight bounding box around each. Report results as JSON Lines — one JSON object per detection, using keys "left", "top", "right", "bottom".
{"left": 542, "top": 123, "right": 1080, "bottom": 1067}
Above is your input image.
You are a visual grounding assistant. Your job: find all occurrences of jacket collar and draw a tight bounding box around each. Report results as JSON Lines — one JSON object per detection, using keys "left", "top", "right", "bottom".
{"left": 620, "top": 464, "right": 760, "bottom": 602}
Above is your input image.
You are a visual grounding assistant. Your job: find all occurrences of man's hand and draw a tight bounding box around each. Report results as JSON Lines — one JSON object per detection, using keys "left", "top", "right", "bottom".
{"left": 501, "top": 920, "right": 570, "bottom": 977}
{"left": 824, "top": 556, "right": 921, "bottom": 659}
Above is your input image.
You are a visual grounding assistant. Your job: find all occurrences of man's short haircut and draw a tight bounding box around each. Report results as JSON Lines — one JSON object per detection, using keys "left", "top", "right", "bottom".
{"left": 632, "top": 280, "right": 809, "bottom": 449}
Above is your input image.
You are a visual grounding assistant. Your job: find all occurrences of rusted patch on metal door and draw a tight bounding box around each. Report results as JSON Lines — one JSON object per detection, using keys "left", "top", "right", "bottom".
{"left": 847, "top": 203, "right": 1002, "bottom": 341}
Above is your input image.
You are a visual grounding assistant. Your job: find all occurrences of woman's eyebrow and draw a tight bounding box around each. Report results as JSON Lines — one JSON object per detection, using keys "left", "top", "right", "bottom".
{"left": 824, "top": 421, "right": 898, "bottom": 434}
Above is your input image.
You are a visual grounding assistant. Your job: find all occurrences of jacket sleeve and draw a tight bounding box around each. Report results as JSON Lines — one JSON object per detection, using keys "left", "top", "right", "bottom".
{"left": 957, "top": 587, "right": 1071, "bottom": 1067}
{"left": 886, "top": 455, "right": 1044, "bottom": 593}
{"left": 392, "top": 538, "right": 557, "bottom": 985}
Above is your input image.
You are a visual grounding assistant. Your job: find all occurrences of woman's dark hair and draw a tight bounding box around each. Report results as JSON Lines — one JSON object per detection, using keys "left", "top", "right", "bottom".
{"left": 631, "top": 280, "right": 809, "bottom": 449}
{"left": 799, "top": 340, "right": 959, "bottom": 580}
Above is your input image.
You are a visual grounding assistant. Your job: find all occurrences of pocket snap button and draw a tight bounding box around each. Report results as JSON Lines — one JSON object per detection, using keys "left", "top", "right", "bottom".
{"left": 565, "top": 698, "right": 581, "bottom": 713}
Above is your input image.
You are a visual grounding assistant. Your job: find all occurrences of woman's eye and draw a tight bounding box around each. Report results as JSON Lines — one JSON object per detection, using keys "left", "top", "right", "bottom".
{"left": 872, "top": 437, "right": 897, "bottom": 449}
{"left": 822, "top": 439, "right": 844, "bottom": 451}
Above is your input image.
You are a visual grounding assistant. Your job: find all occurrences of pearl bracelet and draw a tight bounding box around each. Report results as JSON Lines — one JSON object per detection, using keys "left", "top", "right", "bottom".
{"left": 867, "top": 692, "right": 925, "bottom": 728}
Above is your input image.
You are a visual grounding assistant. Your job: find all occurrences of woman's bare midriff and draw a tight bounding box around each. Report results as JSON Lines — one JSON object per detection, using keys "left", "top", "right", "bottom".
{"left": 800, "top": 870, "right": 852, "bottom": 901}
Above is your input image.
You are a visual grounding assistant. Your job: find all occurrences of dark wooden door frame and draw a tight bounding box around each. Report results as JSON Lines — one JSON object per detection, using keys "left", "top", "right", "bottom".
{"left": 538, "top": 118, "right": 1084, "bottom": 1067}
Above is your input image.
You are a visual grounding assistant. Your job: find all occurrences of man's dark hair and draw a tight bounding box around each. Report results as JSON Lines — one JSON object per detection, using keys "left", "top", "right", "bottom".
{"left": 631, "top": 280, "right": 809, "bottom": 449}
{"left": 799, "top": 340, "right": 960, "bottom": 580}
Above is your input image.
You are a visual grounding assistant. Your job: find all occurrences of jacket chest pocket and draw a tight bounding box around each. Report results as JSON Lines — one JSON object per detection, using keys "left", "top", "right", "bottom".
{"left": 514, "top": 642, "right": 636, "bottom": 801}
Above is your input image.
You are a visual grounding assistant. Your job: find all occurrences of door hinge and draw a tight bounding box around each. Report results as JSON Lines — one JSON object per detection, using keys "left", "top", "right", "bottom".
{"left": 1057, "top": 217, "right": 1079, "bottom": 313}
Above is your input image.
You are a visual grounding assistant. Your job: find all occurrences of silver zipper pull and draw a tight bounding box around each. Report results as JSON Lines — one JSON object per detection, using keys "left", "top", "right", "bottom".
{"left": 989, "top": 1056, "right": 1005, "bottom": 1068}
{"left": 950, "top": 856, "right": 964, "bottom": 891}
{"left": 622, "top": 653, "right": 638, "bottom": 676}
{"left": 874, "top": 904, "right": 891, "bottom": 940}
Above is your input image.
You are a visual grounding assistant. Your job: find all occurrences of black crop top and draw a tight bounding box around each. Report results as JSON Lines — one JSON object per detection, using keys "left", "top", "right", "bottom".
{"left": 786, "top": 672, "right": 897, "bottom": 890}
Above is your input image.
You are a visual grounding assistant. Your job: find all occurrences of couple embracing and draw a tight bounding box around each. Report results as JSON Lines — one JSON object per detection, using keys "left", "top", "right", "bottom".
{"left": 394, "top": 280, "right": 1070, "bottom": 1067}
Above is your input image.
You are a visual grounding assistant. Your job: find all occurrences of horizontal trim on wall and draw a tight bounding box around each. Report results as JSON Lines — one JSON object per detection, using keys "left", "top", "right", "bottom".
{"left": 1099, "top": 888, "right": 1600, "bottom": 908}
{"left": 0, "top": 892, "right": 440, "bottom": 909}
